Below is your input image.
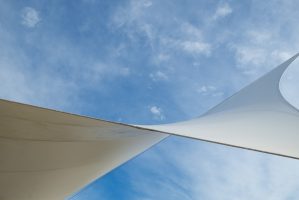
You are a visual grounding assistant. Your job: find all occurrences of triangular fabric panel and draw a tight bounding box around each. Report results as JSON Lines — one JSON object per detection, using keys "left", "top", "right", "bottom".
{"left": 0, "top": 100, "right": 167, "bottom": 200}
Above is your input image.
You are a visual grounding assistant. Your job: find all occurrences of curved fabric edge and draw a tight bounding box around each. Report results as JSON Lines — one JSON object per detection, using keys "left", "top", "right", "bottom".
{"left": 136, "top": 53, "right": 299, "bottom": 159}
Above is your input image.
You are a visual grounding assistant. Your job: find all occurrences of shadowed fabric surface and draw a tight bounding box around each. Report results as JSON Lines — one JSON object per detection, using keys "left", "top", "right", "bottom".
{"left": 0, "top": 100, "right": 166, "bottom": 200}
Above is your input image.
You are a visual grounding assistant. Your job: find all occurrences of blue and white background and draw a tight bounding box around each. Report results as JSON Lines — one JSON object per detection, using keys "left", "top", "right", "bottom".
{"left": 1, "top": 0, "right": 299, "bottom": 199}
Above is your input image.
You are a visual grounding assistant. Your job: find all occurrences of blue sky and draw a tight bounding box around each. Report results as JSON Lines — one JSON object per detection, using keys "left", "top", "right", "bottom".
{"left": 1, "top": 0, "right": 299, "bottom": 199}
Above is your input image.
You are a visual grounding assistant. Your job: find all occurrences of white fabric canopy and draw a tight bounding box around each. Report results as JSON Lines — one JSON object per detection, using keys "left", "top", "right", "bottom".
{"left": 0, "top": 53, "right": 298, "bottom": 199}
{"left": 138, "top": 53, "right": 299, "bottom": 159}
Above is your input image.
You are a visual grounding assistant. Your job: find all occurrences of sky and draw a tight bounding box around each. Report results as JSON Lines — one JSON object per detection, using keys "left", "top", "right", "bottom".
{"left": 1, "top": 0, "right": 299, "bottom": 199}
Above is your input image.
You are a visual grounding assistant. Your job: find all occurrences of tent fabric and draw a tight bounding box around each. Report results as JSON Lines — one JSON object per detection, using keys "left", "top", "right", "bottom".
{"left": 0, "top": 100, "right": 167, "bottom": 200}
{"left": 0, "top": 53, "right": 298, "bottom": 199}
{"left": 138, "top": 53, "right": 299, "bottom": 159}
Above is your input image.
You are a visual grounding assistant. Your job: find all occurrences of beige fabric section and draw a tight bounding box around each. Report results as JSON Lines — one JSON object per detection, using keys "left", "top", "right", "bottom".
{"left": 0, "top": 100, "right": 167, "bottom": 200}
{"left": 138, "top": 53, "right": 299, "bottom": 159}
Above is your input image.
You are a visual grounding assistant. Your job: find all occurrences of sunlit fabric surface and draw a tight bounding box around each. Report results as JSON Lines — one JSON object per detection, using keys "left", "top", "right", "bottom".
{"left": 0, "top": 54, "right": 298, "bottom": 199}
{"left": 139, "top": 53, "right": 299, "bottom": 159}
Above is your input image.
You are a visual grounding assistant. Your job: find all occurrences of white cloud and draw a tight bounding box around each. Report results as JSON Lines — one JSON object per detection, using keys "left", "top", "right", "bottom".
{"left": 0, "top": 59, "right": 77, "bottom": 111}
{"left": 157, "top": 53, "right": 170, "bottom": 62}
{"left": 111, "top": 4, "right": 212, "bottom": 57}
{"left": 226, "top": 1, "right": 299, "bottom": 78}
{"left": 235, "top": 47, "right": 266, "bottom": 66}
{"left": 271, "top": 50, "right": 294, "bottom": 62}
{"left": 80, "top": 62, "right": 131, "bottom": 86}
{"left": 232, "top": 29, "right": 293, "bottom": 69}
{"left": 0, "top": 26, "right": 76, "bottom": 110}
{"left": 159, "top": 36, "right": 212, "bottom": 57}
{"left": 181, "top": 41, "right": 211, "bottom": 56}
{"left": 181, "top": 22, "right": 203, "bottom": 39}
{"left": 178, "top": 23, "right": 212, "bottom": 56}
{"left": 150, "top": 106, "right": 165, "bottom": 120}
{"left": 212, "top": 3, "right": 232, "bottom": 20}
{"left": 246, "top": 30, "right": 272, "bottom": 44}
{"left": 197, "top": 85, "right": 216, "bottom": 94}
{"left": 21, "top": 7, "right": 41, "bottom": 28}
{"left": 149, "top": 71, "right": 168, "bottom": 82}
{"left": 196, "top": 85, "right": 223, "bottom": 98}
{"left": 111, "top": 0, "right": 152, "bottom": 28}
{"left": 142, "top": 0, "right": 153, "bottom": 8}
{"left": 154, "top": 53, "right": 170, "bottom": 63}
{"left": 0, "top": 7, "right": 131, "bottom": 112}
{"left": 231, "top": 42, "right": 296, "bottom": 76}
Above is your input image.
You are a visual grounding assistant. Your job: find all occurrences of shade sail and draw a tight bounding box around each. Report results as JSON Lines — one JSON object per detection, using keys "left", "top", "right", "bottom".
{"left": 0, "top": 53, "right": 298, "bottom": 199}
{"left": 0, "top": 100, "right": 167, "bottom": 200}
{"left": 138, "top": 53, "right": 299, "bottom": 159}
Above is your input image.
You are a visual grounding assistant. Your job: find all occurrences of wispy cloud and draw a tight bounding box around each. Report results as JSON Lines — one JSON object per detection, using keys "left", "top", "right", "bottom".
{"left": 149, "top": 71, "right": 168, "bottom": 82}
{"left": 225, "top": 1, "right": 299, "bottom": 77}
{"left": 150, "top": 106, "right": 165, "bottom": 120}
{"left": 212, "top": 3, "right": 232, "bottom": 20}
{"left": 196, "top": 85, "right": 223, "bottom": 97}
{"left": 178, "top": 23, "right": 212, "bottom": 56}
{"left": 119, "top": 136, "right": 299, "bottom": 200}
{"left": 21, "top": 7, "right": 41, "bottom": 28}
{"left": 181, "top": 41, "right": 211, "bottom": 56}
{"left": 111, "top": 2, "right": 212, "bottom": 57}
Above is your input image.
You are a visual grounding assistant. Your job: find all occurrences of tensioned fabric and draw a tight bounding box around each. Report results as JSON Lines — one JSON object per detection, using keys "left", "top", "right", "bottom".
{"left": 0, "top": 54, "right": 298, "bottom": 199}
{"left": 138, "top": 53, "right": 299, "bottom": 159}
{"left": 0, "top": 101, "right": 167, "bottom": 200}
